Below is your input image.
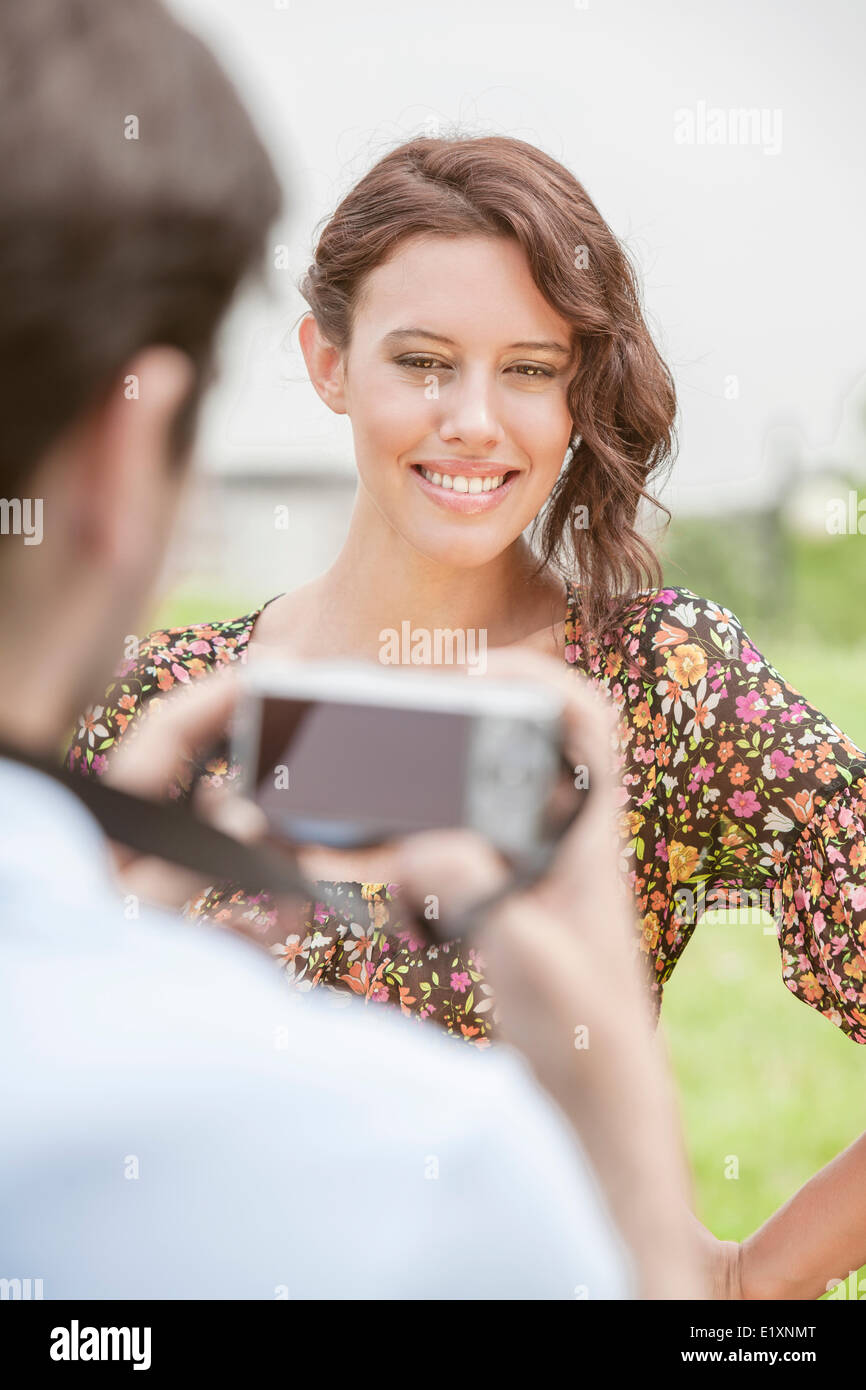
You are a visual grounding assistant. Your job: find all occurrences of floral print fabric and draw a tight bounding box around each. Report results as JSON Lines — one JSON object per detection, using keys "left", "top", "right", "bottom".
{"left": 68, "top": 584, "right": 866, "bottom": 1047}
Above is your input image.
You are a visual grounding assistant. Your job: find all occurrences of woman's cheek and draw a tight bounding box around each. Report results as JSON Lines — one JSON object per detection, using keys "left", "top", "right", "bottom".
{"left": 355, "top": 390, "right": 430, "bottom": 463}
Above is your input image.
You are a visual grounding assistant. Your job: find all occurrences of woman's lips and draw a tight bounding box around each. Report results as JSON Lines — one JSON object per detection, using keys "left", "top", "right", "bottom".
{"left": 410, "top": 464, "right": 519, "bottom": 514}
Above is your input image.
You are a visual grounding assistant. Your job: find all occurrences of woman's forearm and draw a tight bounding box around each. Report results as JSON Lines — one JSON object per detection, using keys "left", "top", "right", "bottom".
{"left": 741, "top": 1131, "right": 866, "bottom": 1300}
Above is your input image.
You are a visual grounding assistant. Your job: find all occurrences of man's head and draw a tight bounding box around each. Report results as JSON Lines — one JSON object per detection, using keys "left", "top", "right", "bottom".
{"left": 0, "top": 0, "right": 281, "bottom": 747}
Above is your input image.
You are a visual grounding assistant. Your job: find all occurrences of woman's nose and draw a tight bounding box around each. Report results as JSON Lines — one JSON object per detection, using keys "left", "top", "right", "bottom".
{"left": 437, "top": 367, "right": 505, "bottom": 451}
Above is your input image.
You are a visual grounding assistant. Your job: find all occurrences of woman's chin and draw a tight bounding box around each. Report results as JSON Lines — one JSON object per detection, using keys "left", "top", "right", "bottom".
{"left": 397, "top": 530, "right": 521, "bottom": 571}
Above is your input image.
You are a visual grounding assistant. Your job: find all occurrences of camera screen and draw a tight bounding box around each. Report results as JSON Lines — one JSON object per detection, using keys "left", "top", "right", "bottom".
{"left": 253, "top": 696, "right": 471, "bottom": 843}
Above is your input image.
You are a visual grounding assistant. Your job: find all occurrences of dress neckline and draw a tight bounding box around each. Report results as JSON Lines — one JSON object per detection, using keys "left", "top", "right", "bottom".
{"left": 243, "top": 580, "right": 582, "bottom": 663}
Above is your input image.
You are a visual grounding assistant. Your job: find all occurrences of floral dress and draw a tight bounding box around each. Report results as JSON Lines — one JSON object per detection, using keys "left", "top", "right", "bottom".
{"left": 68, "top": 583, "right": 866, "bottom": 1049}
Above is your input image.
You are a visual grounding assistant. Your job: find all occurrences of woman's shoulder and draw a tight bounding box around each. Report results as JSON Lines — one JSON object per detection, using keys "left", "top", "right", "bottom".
{"left": 127, "top": 606, "right": 264, "bottom": 683}
{"left": 566, "top": 583, "right": 745, "bottom": 675}
{"left": 624, "top": 587, "right": 748, "bottom": 664}
{"left": 67, "top": 603, "right": 267, "bottom": 777}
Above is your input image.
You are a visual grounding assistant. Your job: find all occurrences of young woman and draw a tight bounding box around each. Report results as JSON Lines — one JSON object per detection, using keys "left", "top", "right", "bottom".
{"left": 69, "top": 134, "right": 866, "bottom": 1056}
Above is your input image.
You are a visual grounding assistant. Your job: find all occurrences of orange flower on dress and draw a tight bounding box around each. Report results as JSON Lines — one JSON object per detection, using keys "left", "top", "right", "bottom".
{"left": 633, "top": 700, "right": 652, "bottom": 728}
{"left": 843, "top": 954, "right": 866, "bottom": 983}
{"left": 640, "top": 911, "right": 661, "bottom": 953}
{"left": 798, "top": 971, "right": 825, "bottom": 1002}
{"left": 784, "top": 788, "right": 816, "bottom": 825}
{"left": 666, "top": 643, "right": 708, "bottom": 688}
{"left": 667, "top": 840, "right": 700, "bottom": 885}
{"left": 653, "top": 621, "right": 689, "bottom": 650}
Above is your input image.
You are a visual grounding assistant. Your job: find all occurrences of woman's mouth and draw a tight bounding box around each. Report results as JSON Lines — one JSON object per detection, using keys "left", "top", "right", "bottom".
{"left": 410, "top": 464, "right": 519, "bottom": 513}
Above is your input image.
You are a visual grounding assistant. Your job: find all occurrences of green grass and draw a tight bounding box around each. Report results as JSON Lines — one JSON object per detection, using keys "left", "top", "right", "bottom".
{"left": 147, "top": 583, "right": 264, "bottom": 633}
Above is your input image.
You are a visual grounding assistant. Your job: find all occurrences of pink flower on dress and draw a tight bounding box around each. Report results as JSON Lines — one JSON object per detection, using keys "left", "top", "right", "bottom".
{"left": 769, "top": 749, "right": 795, "bottom": 778}
{"left": 450, "top": 971, "right": 471, "bottom": 994}
{"left": 691, "top": 762, "right": 716, "bottom": 785}
{"left": 735, "top": 689, "right": 768, "bottom": 725}
{"left": 728, "top": 789, "right": 760, "bottom": 818}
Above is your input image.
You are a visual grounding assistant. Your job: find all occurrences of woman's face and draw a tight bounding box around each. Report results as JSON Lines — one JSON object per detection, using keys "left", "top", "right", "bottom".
{"left": 307, "top": 233, "right": 578, "bottom": 569}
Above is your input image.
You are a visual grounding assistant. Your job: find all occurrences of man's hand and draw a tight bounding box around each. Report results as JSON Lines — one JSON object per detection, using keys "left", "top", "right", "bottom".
{"left": 103, "top": 670, "right": 268, "bottom": 913}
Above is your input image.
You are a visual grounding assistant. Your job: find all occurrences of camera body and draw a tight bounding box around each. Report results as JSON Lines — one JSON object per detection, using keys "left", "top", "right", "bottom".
{"left": 231, "top": 659, "right": 572, "bottom": 861}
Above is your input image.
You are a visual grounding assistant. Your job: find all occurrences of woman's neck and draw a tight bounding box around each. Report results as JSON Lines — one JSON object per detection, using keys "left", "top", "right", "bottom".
{"left": 251, "top": 500, "right": 569, "bottom": 662}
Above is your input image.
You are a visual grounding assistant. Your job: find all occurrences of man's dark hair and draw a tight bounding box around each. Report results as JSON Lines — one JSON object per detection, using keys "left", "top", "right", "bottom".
{"left": 0, "top": 0, "right": 282, "bottom": 495}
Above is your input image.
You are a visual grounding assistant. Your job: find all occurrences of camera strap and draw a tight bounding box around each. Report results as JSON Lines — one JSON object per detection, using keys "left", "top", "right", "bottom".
{"left": 0, "top": 739, "right": 313, "bottom": 900}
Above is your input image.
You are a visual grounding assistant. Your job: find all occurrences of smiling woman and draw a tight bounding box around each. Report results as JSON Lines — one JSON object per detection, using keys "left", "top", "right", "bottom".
{"left": 68, "top": 133, "right": 866, "bottom": 1069}
{"left": 294, "top": 136, "right": 676, "bottom": 646}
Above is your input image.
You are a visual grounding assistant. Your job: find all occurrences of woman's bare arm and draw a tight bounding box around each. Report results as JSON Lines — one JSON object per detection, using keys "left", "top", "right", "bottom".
{"left": 732, "top": 1131, "right": 866, "bottom": 1300}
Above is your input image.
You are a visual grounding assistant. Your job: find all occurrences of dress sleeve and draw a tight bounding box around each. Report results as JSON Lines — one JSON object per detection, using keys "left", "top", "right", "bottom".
{"left": 630, "top": 588, "right": 866, "bottom": 1043}
{"left": 66, "top": 632, "right": 165, "bottom": 779}
{"left": 65, "top": 624, "right": 226, "bottom": 793}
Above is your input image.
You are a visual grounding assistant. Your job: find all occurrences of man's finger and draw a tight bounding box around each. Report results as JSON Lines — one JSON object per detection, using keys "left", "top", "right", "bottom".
{"left": 394, "top": 828, "right": 510, "bottom": 920}
{"left": 106, "top": 668, "right": 238, "bottom": 795}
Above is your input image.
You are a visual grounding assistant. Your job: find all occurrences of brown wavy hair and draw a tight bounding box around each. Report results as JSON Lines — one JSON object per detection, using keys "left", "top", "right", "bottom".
{"left": 299, "top": 133, "right": 676, "bottom": 652}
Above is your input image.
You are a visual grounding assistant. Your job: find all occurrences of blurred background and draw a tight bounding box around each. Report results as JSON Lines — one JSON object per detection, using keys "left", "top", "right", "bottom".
{"left": 152, "top": 0, "right": 866, "bottom": 1288}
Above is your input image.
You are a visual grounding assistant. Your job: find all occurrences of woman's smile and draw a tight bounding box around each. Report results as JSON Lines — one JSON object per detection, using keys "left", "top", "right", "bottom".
{"left": 409, "top": 460, "right": 520, "bottom": 514}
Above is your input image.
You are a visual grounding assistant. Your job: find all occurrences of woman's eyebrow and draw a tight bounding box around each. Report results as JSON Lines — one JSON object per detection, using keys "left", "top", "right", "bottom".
{"left": 383, "top": 328, "right": 571, "bottom": 356}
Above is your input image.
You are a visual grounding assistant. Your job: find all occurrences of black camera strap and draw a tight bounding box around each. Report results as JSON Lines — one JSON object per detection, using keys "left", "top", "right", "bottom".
{"left": 0, "top": 739, "right": 313, "bottom": 900}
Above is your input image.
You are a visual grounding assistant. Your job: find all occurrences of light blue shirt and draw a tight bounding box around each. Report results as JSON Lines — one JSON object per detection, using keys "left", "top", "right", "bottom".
{"left": 0, "top": 759, "right": 635, "bottom": 1299}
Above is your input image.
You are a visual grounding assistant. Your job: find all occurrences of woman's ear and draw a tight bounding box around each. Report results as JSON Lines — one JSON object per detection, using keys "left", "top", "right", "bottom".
{"left": 298, "top": 313, "right": 348, "bottom": 415}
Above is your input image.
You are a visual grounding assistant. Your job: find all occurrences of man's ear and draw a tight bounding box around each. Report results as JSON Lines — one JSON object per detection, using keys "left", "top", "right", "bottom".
{"left": 298, "top": 313, "right": 348, "bottom": 414}
{"left": 67, "top": 346, "right": 197, "bottom": 567}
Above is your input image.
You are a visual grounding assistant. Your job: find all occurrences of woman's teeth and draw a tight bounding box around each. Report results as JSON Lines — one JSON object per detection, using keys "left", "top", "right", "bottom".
{"left": 419, "top": 468, "right": 507, "bottom": 493}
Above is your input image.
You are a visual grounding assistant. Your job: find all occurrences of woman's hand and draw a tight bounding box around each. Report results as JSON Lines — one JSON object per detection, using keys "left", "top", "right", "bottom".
{"left": 689, "top": 1213, "right": 744, "bottom": 1299}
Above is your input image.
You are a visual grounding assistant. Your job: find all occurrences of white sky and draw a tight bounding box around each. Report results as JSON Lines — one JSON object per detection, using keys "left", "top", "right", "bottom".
{"left": 167, "top": 0, "right": 866, "bottom": 515}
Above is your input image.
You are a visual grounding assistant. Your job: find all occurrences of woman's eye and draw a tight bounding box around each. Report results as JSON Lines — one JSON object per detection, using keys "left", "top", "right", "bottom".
{"left": 396, "top": 355, "right": 449, "bottom": 371}
{"left": 509, "top": 363, "right": 555, "bottom": 378}
{"left": 395, "top": 356, "right": 555, "bottom": 378}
